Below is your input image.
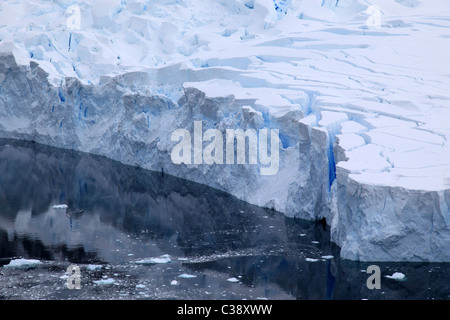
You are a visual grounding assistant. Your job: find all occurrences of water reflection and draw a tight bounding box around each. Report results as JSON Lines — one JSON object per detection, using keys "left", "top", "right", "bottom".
{"left": 0, "top": 139, "right": 449, "bottom": 300}
{"left": 0, "top": 139, "right": 327, "bottom": 263}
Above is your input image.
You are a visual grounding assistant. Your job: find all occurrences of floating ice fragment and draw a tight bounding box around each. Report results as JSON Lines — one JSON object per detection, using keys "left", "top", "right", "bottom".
{"left": 86, "top": 264, "right": 102, "bottom": 271}
{"left": 178, "top": 273, "right": 197, "bottom": 278}
{"left": 171, "top": 280, "right": 179, "bottom": 285}
{"left": 53, "top": 204, "right": 68, "bottom": 209}
{"left": 305, "top": 258, "right": 319, "bottom": 262}
{"left": 385, "top": 272, "right": 406, "bottom": 281}
{"left": 227, "top": 277, "right": 240, "bottom": 283}
{"left": 321, "top": 255, "right": 334, "bottom": 260}
{"left": 93, "top": 278, "right": 115, "bottom": 285}
{"left": 3, "top": 258, "right": 42, "bottom": 269}
{"left": 134, "top": 254, "right": 171, "bottom": 264}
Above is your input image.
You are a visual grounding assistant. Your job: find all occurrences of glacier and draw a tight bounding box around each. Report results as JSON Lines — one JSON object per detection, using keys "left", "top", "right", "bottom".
{"left": 0, "top": 0, "right": 449, "bottom": 261}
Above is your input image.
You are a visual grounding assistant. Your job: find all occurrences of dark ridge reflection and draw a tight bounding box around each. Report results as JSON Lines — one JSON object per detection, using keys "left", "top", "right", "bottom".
{"left": 0, "top": 139, "right": 329, "bottom": 264}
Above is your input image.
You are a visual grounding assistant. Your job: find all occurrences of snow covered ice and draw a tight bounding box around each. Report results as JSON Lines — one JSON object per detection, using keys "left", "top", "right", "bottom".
{"left": 0, "top": 0, "right": 449, "bottom": 261}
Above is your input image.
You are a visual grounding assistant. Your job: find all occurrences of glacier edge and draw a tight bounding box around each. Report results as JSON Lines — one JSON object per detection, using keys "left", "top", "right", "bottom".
{"left": 0, "top": 49, "right": 449, "bottom": 262}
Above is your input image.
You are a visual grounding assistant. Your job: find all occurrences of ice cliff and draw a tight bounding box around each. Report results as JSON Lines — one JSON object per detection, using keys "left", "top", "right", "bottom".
{"left": 0, "top": 0, "right": 449, "bottom": 261}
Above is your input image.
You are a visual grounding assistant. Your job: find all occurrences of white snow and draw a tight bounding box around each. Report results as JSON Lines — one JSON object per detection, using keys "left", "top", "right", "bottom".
{"left": 227, "top": 277, "right": 240, "bottom": 283}
{"left": 3, "top": 258, "right": 42, "bottom": 269}
{"left": 0, "top": 0, "right": 449, "bottom": 261}
{"left": 385, "top": 272, "right": 406, "bottom": 281}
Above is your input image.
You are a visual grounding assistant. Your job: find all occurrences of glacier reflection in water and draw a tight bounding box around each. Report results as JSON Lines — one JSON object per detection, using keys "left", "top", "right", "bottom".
{"left": 0, "top": 139, "right": 449, "bottom": 300}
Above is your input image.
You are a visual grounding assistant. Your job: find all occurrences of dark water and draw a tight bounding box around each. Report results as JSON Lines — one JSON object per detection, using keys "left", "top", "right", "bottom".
{"left": 0, "top": 139, "right": 449, "bottom": 300}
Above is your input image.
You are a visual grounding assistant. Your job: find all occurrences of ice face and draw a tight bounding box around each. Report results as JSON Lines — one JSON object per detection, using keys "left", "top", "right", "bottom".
{"left": 0, "top": 0, "right": 449, "bottom": 261}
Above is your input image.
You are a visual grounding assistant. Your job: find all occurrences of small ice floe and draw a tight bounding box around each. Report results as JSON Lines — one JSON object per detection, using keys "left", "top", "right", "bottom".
{"left": 305, "top": 258, "right": 319, "bottom": 262}
{"left": 311, "top": 241, "right": 320, "bottom": 244}
{"left": 385, "top": 272, "right": 406, "bottom": 281}
{"left": 134, "top": 254, "right": 171, "bottom": 264}
{"left": 299, "top": 234, "right": 306, "bottom": 237}
{"left": 171, "top": 280, "right": 179, "bottom": 286}
{"left": 136, "top": 284, "right": 146, "bottom": 289}
{"left": 53, "top": 204, "right": 68, "bottom": 209}
{"left": 86, "top": 264, "right": 103, "bottom": 271}
{"left": 3, "top": 258, "right": 42, "bottom": 269}
{"left": 178, "top": 257, "right": 188, "bottom": 261}
{"left": 178, "top": 273, "right": 197, "bottom": 279}
{"left": 93, "top": 278, "right": 115, "bottom": 285}
{"left": 227, "top": 277, "right": 240, "bottom": 283}
{"left": 321, "top": 255, "right": 334, "bottom": 260}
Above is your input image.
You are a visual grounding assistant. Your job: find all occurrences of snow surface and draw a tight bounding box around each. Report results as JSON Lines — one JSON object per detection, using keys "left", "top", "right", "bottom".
{"left": 0, "top": 0, "right": 449, "bottom": 261}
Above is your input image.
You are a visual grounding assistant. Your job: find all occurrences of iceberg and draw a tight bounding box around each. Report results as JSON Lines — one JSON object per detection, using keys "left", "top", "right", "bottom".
{"left": 53, "top": 204, "right": 68, "bottom": 209}
{"left": 385, "top": 272, "right": 406, "bottom": 281}
{"left": 3, "top": 258, "right": 42, "bottom": 269}
{"left": 178, "top": 274, "right": 197, "bottom": 279}
{"left": 93, "top": 278, "right": 115, "bottom": 285}
{"left": 0, "top": 0, "right": 449, "bottom": 261}
{"left": 134, "top": 255, "right": 171, "bottom": 264}
{"left": 86, "top": 264, "right": 103, "bottom": 271}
